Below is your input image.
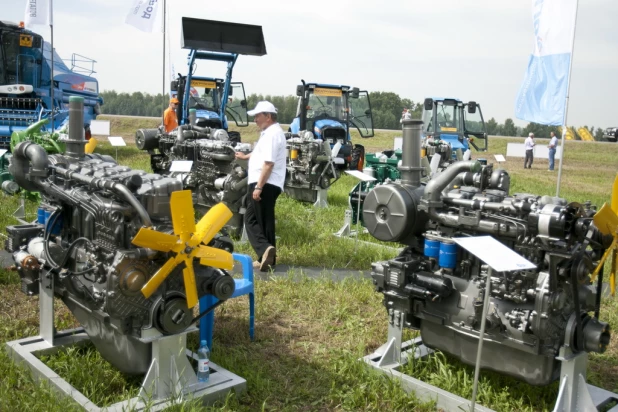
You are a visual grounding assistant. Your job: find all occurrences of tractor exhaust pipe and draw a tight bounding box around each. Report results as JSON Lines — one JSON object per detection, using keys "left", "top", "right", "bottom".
{"left": 399, "top": 119, "right": 424, "bottom": 187}
{"left": 65, "top": 96, "right": 86, "bottom": 160}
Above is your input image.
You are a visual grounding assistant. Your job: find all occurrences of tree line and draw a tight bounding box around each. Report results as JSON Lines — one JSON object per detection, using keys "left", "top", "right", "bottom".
{"left": 99, "top": 90, "right": 608, "bottom": 140}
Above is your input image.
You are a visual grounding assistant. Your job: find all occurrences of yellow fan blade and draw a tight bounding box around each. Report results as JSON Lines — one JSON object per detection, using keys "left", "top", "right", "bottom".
{"left": 593, "top": 203, "right": 618, "bottom": 236}
{"left": 189, "top": 203, "right": 233, "bottom": 247}
{"left": 141, "top": 255, "right": 180, "bottom": 299}
{"left": 196, "top": 245, "right": 234, "bottom": 270}
{"left": 610, "top": 249, "right": 617, "bottom": 296}
{"left": 132, "top": 227, "right": 179, "bottom": 252}
{"left": 170, "top": 190, "right": 196, "bottom": 241}
{"left": 85, "top": 137, "right": 97, "bottom": 154}
{"left": 612, "top": 173, "right": 618, "bottom": 215}
{"left": 182, "top": 258, "right": 199, "bottom": 309}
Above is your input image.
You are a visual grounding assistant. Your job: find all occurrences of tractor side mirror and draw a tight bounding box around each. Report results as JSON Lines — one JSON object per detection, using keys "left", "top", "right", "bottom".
{"left": 241, "top": 100, "right": 247, "bottom": 108}
{"left": 468, "top": 101, "right": 477, "bottom": 114}
{"left": 170, "top": 80, "right": 178, "bottom": 92}
{"left": 424, "top": 98, "right": 433, "bottom": 111}
{"left": 296, "top": 85, "right": 304, "bottom": 96}
{"left": 351, "top": 87, "right": 360, "bottom": 99}
{"left": 365, "top": 109, "right": 371, "bottom": 116}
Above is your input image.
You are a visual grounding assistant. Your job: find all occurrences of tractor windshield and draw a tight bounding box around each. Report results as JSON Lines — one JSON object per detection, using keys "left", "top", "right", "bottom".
{"left": 0, "top": 29, "right": 42, "bottom": 87}
{"left": 436, "top": 101, "right": 460, "bottom": 133}
{"left": 187, "top": 79, "right": 220, "bottom": 112}
{"left": 307, "top": 88, "right": 347, "bottom": 123}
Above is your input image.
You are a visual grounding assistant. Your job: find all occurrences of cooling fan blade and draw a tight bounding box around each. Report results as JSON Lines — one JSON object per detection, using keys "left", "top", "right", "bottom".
{"left": 170, "top": 190, "right": 196, "bottom": 242}
{"left": 591, "top": 174, "right": 618, "bottom": 295}
{"left": 131, "top": 191, "right": 235, "bottom": 309}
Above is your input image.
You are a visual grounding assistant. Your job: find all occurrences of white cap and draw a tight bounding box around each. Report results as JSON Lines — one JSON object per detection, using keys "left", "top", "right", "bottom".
{"left": 247, "top": 101, "right": 278, "bottom": 116}
{"left": 529, "top": 132, "right": 534, "bottom": 137}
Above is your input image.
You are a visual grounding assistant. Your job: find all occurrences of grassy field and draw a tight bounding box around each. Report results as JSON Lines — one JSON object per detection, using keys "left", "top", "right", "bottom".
{"left": 0, "top": 117, "right": 617, "bottom": 411}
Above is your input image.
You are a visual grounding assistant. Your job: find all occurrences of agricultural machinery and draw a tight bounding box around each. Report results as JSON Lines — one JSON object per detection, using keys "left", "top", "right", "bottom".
{"left": 5, "top": 96, "right": 237, "bottom": 376}
{"left": 0, "top": 20, "right": 103, "bottom": 150}
{"left": 364, "top": 119, "right": 615, "bottom": 396}
{"left": 421, "top": 97, "right": 488, "bottom": 156}
{"left": 289, "top": 81, "right": 374, "bottom": 169}
{"left": 603, "top": 126, "right": 617, "bottom": 143}
{"left": 136, "top": 17, "right": 266, "bottom": 236}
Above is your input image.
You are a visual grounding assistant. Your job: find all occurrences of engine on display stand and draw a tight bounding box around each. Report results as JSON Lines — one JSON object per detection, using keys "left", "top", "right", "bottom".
{"left": 362, "top": 119, "right": 617, "bottom": 410}
{"left": 135, "top": 121, "right": 251, "bottom": 237}
{"left": 284, "top": 131, "right": 340, "bottom": 207}
{"left": 5, "top": 97, "right": 238, "bottom": 379}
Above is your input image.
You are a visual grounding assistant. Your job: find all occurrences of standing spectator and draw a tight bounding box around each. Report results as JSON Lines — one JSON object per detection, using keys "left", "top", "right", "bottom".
{"left": 235, "top": 101, "right": 286, "bottom": 271}
{"left": 524, "top": 132, "right": 535, "bottom": 169}
{"left": 163, "top": 97, "right": 179, "bottom": 133}
{"left": 547, "top": 131, "right": 558, "bottom": 171}
{"left": 400, "top": 108, "right": 412, "bottom": 123}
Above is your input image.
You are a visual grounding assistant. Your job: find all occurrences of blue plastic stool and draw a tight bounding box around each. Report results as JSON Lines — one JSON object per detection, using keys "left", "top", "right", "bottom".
{"left": 199, "top": 253, "right": 255, "bottom": 350}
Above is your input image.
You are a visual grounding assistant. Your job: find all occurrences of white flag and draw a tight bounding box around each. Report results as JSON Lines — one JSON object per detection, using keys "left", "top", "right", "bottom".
{"left": 125, "top": 0, "right": 160, "bottom": 33}
{"left": 24, "top": 0, "right": 52, "bottom": 27}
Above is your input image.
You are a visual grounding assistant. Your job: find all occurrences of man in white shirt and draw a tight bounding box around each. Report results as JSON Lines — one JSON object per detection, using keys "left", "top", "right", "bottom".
{"left": 235, "top": 101, "right": 286, "bottom": 271}
{"left": 524, "top": 132, "right": 535, "bottom": 169}
{"left": 547, "top": 131, "right": 558, "bottom": 171}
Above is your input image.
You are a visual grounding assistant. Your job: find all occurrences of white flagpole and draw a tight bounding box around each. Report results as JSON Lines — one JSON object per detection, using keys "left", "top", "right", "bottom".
{"left": 49, "top": 0, "right": 54, "bottom": 134}
{"left": 162, "top": 0, "right": 166, "bottom": 126}
{"left": 555, "top": 0, "right": 579, "bottom": 197}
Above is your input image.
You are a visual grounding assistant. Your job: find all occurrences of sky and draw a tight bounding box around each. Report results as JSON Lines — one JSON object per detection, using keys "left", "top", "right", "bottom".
{"left": 4, "top": 0, "right": 618, "bottom": 129}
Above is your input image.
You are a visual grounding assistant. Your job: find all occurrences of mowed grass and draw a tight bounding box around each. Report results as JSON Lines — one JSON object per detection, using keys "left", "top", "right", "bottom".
{"left": 0, "top": 117, "right": 617, "bottom": 411}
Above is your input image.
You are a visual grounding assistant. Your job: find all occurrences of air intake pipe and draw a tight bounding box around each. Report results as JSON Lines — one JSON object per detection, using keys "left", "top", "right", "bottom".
{"left": 64, "top": 96, "right": 87, "bottom": 160}
{"left": 399, "top": 119, "right": 424, "bottom": 187}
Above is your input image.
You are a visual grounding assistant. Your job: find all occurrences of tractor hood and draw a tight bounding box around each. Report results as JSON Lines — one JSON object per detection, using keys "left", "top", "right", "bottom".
{"left": 438, "top": 133, "right": 467, "bottom": 150}
{"left": 314, "top": 118, "right": 345, "bottom": 133}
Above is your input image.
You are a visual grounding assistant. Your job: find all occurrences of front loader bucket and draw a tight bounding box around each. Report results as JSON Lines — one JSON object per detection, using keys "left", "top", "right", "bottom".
{"left": 181, "top": 17, "right": 267, "bottom": 56}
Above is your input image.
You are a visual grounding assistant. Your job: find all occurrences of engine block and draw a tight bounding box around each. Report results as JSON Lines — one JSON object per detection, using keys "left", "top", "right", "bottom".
{"left": 136, "top": 125, "right": 250, "bottom": 236}
{"left": 364, "top": 120, "right": 612, "bottom": 385}
{"left": 284, "top": 131, "right": 340, "bottom": 204}
{"left": 6, "top": 124, "right": 236, "bottom": 374}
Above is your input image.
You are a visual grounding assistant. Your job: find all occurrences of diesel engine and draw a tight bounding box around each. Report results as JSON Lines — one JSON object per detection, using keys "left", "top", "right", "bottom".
{"left": 5, "top": 98, "right": 236, "bottom": 374}
{"left": 364, "top": 119, "right": 612, "bottom": 385}
{"left": 136, "top": 123, "right": 251, "bottom": 236}
{"left": 284, "top": 131, "right": 340, "bottom": 204}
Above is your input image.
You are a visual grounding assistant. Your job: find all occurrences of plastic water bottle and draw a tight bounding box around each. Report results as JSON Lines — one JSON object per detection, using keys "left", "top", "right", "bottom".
{"left": 197, "top": 340, "right": 210, "bottom": 383}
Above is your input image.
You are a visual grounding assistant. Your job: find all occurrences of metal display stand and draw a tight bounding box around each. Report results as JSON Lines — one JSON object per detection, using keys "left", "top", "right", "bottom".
{"left": 5, "top": 269, "right": 246, "bottom": 411}
{"left": 361, "top": 235, "right": 618, "bottom": 412}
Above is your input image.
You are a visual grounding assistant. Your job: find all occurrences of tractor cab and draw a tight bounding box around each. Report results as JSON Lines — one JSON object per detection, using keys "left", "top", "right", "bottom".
{"left": 177, "top": 76, "right": 248, "bottom": 130}
{"left": 171, "top": 17, "right": 263, "bottom": 137}
{"left": 290, "top": 82, "right": 373, "bottom": 167}
{"left": 422, "top": 97, "right": 488, "bottom": 156}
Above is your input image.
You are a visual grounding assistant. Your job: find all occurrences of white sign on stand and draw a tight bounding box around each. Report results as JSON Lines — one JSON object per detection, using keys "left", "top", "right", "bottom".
{"left": 170, "top": 160, "right": 194, "bottom": 173}
{"left": 451, "top": 235, "right": 536, "bottom": 411}
{"left": 108, "top": 136, "right": 126, "bottom": 146}
{"left": 345, "top": 169, "right": 377, "bottom": 182}
{"left": 90, "top": 120, "right": 111, "bottom": 136}
{"left": 393, "top": 137, "right": 403, "bottom": 151}
{"left": 0, "top": 149, "right": 7, "bottom": 157}
{"left": 494, "top": 154, "right": 506, "bottom": 163}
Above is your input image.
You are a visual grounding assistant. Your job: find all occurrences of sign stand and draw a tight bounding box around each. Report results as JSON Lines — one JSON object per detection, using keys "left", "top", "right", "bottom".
{"left": 493, "top": 154, "right": 505, "bottom": 165}
{"left": 5, "top": 267, "right": 246, "bottom": 411}
{"left": 107, "top": 136, "right": 126, "bottom": 162}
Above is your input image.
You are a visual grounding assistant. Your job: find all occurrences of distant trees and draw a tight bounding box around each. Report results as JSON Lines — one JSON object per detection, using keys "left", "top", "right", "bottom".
{"left": 98, "top": 90, "right": 607, "bottom": 138}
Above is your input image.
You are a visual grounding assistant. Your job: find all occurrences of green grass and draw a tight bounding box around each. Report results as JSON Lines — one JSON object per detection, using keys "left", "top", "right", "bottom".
{"left": 0, "top": 118, "right": 617, "bottom": 410}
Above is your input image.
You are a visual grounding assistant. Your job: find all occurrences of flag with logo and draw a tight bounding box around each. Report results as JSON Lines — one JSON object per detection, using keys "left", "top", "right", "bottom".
{"left": 514, "top": 0, "right": 578, "bottom": 126}
{"left": 125, "top": 0, "right": 160, "bottom": 32}
{"left": 24, "top": 0, "right": 52, "bottom": 27}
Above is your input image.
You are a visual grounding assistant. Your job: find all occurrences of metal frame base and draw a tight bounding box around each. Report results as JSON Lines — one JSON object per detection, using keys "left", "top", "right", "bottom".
{"left": 5, "top": 329, "right": 246, "bottom": 411}
{"left": 361, "top": 310, "right": 618, "bottom": 412}
{"left": 313, "top": 188, "right": 328, "bottom": 208}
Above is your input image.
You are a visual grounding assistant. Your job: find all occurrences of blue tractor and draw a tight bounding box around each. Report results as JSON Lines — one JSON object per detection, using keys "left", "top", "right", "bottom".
{"left": 0, "top": 20, "right": 103, "bottom": 150}
{"left": 290, "top": 81, "right": 374, "bottom": 169}
{"left": 171, "top": 19, "right": 256, "bottom": 142}
{"left": 421, "top": 97, "right": 488, "bottom": 156}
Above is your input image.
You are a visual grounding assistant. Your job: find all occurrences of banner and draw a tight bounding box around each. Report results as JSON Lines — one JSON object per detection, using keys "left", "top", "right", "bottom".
{"left": 514, "top": 0, "right": 578, "bottom": 126}
{"left": 125, "top": 0, "right": 160, "bottom": 33}
{"left": 24, "top": 0, "right": 52, "bottom": 27}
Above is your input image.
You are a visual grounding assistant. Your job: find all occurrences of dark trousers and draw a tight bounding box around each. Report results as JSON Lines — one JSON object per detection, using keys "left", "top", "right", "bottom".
{"left": 524, "top": 150, "right": 534, "bottom": 168}
{"left": 244, "top": 183, "right": 281, "bottom": 263}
